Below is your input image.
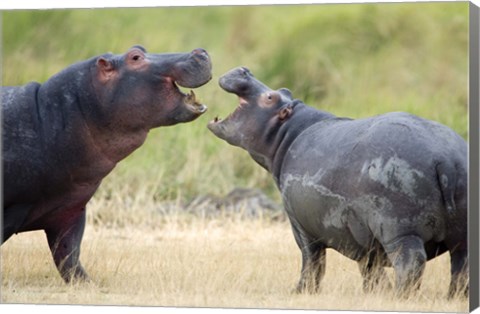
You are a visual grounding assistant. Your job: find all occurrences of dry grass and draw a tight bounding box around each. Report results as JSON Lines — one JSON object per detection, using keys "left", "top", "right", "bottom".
{"left": 1, "top": 212, "right": 468, "bottom": 313}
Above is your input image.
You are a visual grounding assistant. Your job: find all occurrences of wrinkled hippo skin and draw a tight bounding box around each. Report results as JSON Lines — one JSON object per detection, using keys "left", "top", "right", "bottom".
{"left": 208, "top": 67, "right": 468, "bottom": 298}
{"left": 2, "top": 46, "right": 212, "bottom": 282}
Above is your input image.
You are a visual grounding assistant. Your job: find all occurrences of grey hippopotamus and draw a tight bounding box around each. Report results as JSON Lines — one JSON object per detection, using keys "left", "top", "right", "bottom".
{"left": 207, "top": 67, "right": 468, "bottom": 298}
{"left": 2, "top": 45, "right": 212, "bottom": 282}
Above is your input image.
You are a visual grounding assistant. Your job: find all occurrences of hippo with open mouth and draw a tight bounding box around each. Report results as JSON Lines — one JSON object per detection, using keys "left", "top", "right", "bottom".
{"left": 2, "top": 45, "right": 212, "bottom": 282}
{"left": 207, "top": 67, "right": 468, "bottom": 298}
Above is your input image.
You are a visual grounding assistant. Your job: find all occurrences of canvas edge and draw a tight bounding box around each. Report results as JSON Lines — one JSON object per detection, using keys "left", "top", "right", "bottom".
{"left": 469, "top": 1, "right": 480, "bottom": 312}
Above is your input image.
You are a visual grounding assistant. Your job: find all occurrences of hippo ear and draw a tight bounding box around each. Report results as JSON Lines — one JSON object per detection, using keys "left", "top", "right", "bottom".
{"left": 96, "top": 57, "right": 116, "bottom": 83}
{"left": 278, "top": 88, "right": 293, "bottom": 100}
{"left": 131, "top": 45, "right": 147, "bottom": 53}
{"left": 278, "top": 105, "right": 293, "bottom": 121}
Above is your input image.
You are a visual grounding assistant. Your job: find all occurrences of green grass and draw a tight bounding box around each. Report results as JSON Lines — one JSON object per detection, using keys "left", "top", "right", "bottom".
{"left": 2, "top": 2, "right": 469, "bottom": 217}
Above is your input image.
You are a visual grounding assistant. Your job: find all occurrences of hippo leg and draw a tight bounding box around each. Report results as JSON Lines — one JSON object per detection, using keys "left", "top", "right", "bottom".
{"left": 291, "top": 222, "right": 326, "bottom": 293}
{"left": 45, "top": 207, "right": 89, "bottom": 283}
{"left": 448, "top": 248, "right": 468, "bottom": 298}
{"left": 357, "top": 248, "right": 391, "bottom": 293}
{"left": 383, "top": 235, "right": 426, "bottom": 297}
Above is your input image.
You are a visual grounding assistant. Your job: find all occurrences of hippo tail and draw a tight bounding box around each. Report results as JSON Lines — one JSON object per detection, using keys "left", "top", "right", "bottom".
{"left": 435, "top": 162, "right": 457, "bottom": 215}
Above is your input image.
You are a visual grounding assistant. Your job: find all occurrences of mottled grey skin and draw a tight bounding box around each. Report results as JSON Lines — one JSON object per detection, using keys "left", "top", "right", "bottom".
{"left": 2, "top": 45, "right": 212, "bottom": 282}
{"left": 208, "top": 67, "right": 468, "bottom": 298}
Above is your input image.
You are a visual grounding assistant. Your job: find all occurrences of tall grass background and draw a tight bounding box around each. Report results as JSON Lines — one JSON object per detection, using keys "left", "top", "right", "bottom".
{"left": 3, "top": 3, "right": 468, "bottom": 214}
{"left": 1, "top": 3, "right": 469, "bottom": 311}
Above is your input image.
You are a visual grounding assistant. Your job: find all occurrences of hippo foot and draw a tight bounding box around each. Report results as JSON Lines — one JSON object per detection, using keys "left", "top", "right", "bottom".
{"left": 447, "top": 283, "right": 469, "bottom": 300}
{"left": 447, "top": 249, "right": 468, "bottom": 299}
{"left": 61, "top": 264, "right": 90, "bottom": 284}
{"left": 293, "top": 282, "right": 321, "bottom": 295}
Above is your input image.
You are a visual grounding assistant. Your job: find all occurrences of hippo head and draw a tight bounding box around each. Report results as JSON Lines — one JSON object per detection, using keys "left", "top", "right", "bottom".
{"left": 92, "top": 45, "right": 212, "bottom": 128}
{"left": 208, "top": 67, "right": 296, "bottom": 170}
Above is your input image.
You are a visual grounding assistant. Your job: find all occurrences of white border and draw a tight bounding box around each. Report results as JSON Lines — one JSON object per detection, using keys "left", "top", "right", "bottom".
{"left": 1, "top": 1, "right": 478, "bottom": 314}
{"left": 0, "top": 0, "right": 476, "bottom": 10}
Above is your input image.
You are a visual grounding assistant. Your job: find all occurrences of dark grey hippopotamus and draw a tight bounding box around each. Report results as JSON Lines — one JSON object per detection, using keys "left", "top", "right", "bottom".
{"left": 2, "top": 45, "right": 212, "bottom": 282}
{"left": 207, "top": 67, "right": 468, "bottom": 298}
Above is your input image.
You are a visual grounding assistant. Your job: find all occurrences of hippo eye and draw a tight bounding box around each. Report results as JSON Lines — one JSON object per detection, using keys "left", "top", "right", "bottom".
{"left": 264, "top": 92, "right": 278, "bottom": 106}
{"left": 128, "top": 46, "right": 146, "bottom": 62}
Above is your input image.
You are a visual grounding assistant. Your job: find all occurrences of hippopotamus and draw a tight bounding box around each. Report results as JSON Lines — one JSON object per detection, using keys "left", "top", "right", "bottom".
{"left": 2, "top": 45, "right": 212, "bottom": 282}
{"left": 207, "top": 67, "right": 468, "bottom": 298}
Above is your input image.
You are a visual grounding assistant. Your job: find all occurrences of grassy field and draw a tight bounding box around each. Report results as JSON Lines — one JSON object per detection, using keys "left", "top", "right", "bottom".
{"left": 1, "top": 214, "right": 468, "bottom": 312}
{"left": 1, "top": 2, "right": 470, "bottom": 312}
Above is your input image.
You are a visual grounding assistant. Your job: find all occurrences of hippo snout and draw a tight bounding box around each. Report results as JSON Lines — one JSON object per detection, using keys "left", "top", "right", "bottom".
{"left": 219, "top": 67, "right": 252, "bottom": 93}
{"left": 219, "top": 67, "right": 269, "bottom": 98}
{"left": 189, "top": 48, "right": 211, "bottom": 72}
{"left": 172, "top": 48, "right": 212, "bottom": 89}
{"left": 219, "top": 67, "right": 252, "bottom": 85}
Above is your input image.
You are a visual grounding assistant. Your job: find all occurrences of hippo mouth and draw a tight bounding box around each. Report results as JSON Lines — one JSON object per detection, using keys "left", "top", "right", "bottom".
{"left": 209, "top": 96, "right": 247, "bottom": 125}
{"left": 207, "top": 96, "right": 247, "bottom": 146}
{"left": 172, "top": 80, "right": 208, "bottom": 114}
{"left": 181, "top": 87, "right": 207, "bottom": 114}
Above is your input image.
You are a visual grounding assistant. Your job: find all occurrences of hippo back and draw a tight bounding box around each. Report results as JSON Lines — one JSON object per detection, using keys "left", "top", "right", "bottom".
{"left": 2, "top": 84, "right": 47, "bottom": 205}
{"left": 278, "top": 112, "right": 467, "bottom": 258}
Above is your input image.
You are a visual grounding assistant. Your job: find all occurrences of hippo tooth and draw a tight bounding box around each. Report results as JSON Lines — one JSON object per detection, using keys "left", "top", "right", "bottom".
{"left": 184, "top": 90, "right": 193, "bottom": 103}
{"left": 189, "top": 90, "right": 196, "bottom": 101}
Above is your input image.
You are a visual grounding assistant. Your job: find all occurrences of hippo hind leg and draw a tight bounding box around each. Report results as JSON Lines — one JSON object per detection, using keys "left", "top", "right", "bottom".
{"left": 45, "top": 207, "right": 89, "bottom": 283}
{"left": 383, "top": 235, "right": 426, "bottom": 297}
{"left": 357, "top": 244, "right": 392, "bottom": 293}
{"left": 448, "top": 248, "right": 468, "bottom": 298}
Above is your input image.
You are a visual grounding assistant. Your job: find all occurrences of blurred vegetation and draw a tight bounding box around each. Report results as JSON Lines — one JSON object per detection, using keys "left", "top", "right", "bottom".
{"left": 2, "top": 3, "right": 469, "bottom": 209}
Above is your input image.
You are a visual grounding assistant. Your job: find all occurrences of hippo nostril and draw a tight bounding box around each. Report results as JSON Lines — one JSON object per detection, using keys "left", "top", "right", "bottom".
{"left": 240, "top": 67, "right": 251, "bottom": 77}
{"left": 192, "top": 48, "right": 209, "bottom": 60}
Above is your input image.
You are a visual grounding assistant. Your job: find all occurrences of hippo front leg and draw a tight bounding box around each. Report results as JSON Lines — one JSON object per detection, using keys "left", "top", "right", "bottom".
{"left": 45, "top": 207, "right": 89, "bottom": 283}
{"left": 290, "top": 222, "right": 326, "bottom": 293}
{"left": 296, "top": 245, "right": 326, "bottom": 294}
{"left": 383, "top": 235, "right": 426, "bottom": 297}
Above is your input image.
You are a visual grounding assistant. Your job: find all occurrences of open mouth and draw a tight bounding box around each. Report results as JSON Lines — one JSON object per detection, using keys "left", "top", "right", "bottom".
{"left": 210, "top": 96, "right": 246, "bottom": 125}
{"left": 184, "top": 89, "right": 207, "bottom": 114}
{"left": 173, "top": 80, "right": 208, "bottom": 114}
